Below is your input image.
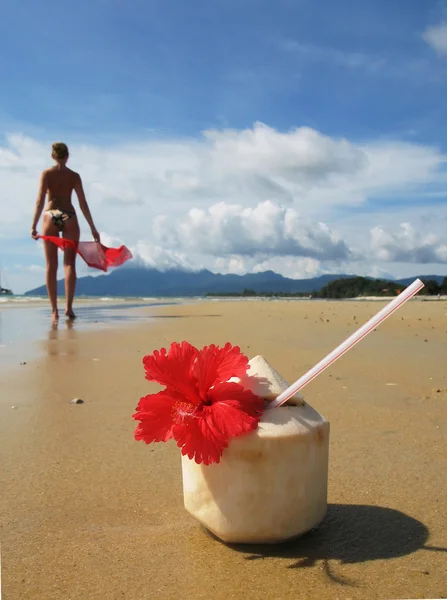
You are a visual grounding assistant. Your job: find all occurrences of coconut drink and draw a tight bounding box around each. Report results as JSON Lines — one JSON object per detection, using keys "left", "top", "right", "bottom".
{"left": 133, "top": 280, "right": 424, "bottom": 545}
{"left": 132, "top": 342, "right": 329, "bottom": 545}
{"left": 181, "top": 356, "right": 329, "bottom": 543}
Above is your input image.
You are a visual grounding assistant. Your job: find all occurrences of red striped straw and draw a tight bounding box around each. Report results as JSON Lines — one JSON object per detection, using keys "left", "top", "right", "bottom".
{"left": 268, "top": 278, "right": 425, "bottom": 409}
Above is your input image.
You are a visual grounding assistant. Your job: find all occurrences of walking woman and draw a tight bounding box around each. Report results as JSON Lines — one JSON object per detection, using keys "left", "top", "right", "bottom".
{"left": 31, "top": 142, "right": 100, "bottom": 321}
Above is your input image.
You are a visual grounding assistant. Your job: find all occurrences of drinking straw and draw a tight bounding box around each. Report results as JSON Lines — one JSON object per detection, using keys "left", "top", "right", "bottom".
{"left": 269, "top": 278, "right": 425, "bottom": 409}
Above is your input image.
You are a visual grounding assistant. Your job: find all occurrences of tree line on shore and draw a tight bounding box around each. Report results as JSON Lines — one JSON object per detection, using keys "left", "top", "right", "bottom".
{"left": 205, "top": 276, "right": 447, "bottom": 299}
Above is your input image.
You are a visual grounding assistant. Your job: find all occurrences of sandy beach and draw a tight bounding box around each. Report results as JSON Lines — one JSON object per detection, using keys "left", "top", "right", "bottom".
{"left": 1, "top": 298, "right": 446, "bottom": 600}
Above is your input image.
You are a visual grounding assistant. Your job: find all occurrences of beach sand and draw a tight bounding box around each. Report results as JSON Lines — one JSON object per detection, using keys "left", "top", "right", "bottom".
{"left": 1, "top": 299, "right": 446, "bottom": 600}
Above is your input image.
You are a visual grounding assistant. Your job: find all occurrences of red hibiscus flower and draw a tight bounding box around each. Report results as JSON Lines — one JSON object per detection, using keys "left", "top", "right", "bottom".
{"left": 133, "top": 341, "right": 264, "bottom": 465}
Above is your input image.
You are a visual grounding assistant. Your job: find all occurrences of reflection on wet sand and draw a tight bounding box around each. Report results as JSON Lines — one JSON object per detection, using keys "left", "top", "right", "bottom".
{"left": 0, "top": 299, "right": 184, "bottom": 366}
{"left": 45, "top": 319, "right": 80, "bottom": 358}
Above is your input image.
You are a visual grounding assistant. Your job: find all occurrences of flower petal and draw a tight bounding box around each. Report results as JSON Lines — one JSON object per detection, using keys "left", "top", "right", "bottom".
{"left": 208, "top": 382, "right": 264, "bottom": 414}
{"left": 173, "top": 406, "right": 228, "bottom": 465}
{"left": 208, "top": 382, "right": 264, "bottom": 437}
{"left": 143, "top": 341, "right": 201, "bottom": 402}
{"left": 133, "top": 389, "right": 182, "bottom": 443}
{"left": 172, "top": 383, "right": 263, "bottom": 465}
{"left": 193, "top": 343, "right": 250, "bottom": 396}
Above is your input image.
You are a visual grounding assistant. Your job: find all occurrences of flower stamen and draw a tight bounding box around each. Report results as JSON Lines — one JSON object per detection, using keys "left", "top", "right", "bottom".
{"left": 173, "top": 401, "right": 197, "bottom": 423}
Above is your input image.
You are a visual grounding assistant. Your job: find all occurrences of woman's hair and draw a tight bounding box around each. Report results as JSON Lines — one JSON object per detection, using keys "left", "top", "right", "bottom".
{"left": 52, "top": 142, "right": 69, "bottom": 159}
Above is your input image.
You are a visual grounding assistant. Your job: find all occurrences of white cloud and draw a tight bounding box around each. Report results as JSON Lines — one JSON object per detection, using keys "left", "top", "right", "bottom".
{"left": 24, "top": 264, "right": 45, "bottom": 273}
{"left": 2, "top": 264, "right": 46, "bottom": 296}
{"left": 277, "top": 39, "right": 441, "bottom": 84}
{"left": 212, "top": 255, "right": 326, "bottom": 280}
{"left": 1, "top": 124, "right": 447, "bottom": 292}
{"left": 252, "top": 256, "right": 324, "bottom": 279}
{"left": 96, "top": 231, "right": 199, "bottom": 272}
{"left": 423, "top": 21, "right": 447, "bottom": 55}
{"left": 1, "top": 124, "right": 446, "bottom": 242}
{"left": 279, "top": 40, "right": 386, "bottom": 72}
{"left": 371, "top": 223, "right": 447, "bottom": 263}
{"left": 130, "top": 241, "right": 198, "bottom": 271}
{"left": 213, "top": 256, "right": 248, "bottom": 275}
{"left": 203, "top": 123, "right": 365, "bottom": 177}
{"left": 152, "top": 200, "right": 351, "bottom": 260}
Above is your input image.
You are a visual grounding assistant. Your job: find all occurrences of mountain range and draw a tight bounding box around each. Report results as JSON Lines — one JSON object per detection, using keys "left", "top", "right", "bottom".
{"left": 24, "top": 267, "right": 446, "bottom": 297}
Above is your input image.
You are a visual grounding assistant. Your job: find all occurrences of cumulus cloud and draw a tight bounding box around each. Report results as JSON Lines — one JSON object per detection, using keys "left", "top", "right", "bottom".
{"left": 371, "top": 223, "right": 447, "bottom": 263}
{"left": 95, "top": 231, "right": 198, "bottom": 271}
{"left": 1, "top": 123, "right": 446, "bottom": 240}
{"left": 212, "top": 255, "right": 328, "bottom": 279}
{"left": 203, "top": 123, "right": 365, "bottom": 178}
{"left": 152, "top": 200, "right": 352, "bottom": 261}
{"left": 2, "top": 123, "right": 447, "bottom": 291}
{"left": 130, "top": 241, "right": 198, "bottom": 271}
{"left": 423, "top": 21, "right": 447, "bottom": 55}
{"left": 252, "top": 256, "right": 324, "bottom": 279}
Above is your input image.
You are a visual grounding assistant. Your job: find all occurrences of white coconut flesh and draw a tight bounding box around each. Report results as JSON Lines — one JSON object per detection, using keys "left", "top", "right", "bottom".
{"left": 181, "top": 355, "right": 330, "bottom": 544}
{"left": 230, "top": 354, "right": 305, "bottom": 406}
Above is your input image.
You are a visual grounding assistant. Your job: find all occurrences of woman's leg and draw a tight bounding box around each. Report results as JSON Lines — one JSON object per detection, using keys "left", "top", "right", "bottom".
{"left": 62, "top": 217, "right": 80, "bottom": 318}
{"left": 42, "top": 214, "right": 60, "bottom": 320}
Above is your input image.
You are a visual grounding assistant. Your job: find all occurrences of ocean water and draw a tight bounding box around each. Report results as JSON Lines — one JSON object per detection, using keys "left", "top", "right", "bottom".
{"left": 0, "top": 295, "right": 177, "bottom": 304}
{"left": 0, "top": 297, "right": 187, "bottom": 366}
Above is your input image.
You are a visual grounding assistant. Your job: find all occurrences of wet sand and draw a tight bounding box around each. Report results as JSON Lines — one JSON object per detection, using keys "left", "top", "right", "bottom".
{"left": 0, "top": 299, "right": 186, "bottom": 362}
{"left": 1, "top": 299, "right": 446, "bottom": 600}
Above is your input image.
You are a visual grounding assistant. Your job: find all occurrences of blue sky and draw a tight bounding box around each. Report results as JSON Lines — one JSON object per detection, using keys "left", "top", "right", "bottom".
{"left": 2, "top": 0, "right": 446, "bottom": 140}
{"left": 1, "top": 0, "right": 447, "bottom": 293}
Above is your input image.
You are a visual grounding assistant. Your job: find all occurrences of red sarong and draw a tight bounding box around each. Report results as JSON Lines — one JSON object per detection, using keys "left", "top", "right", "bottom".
{"left": 39, "top": 236, "right": 133, "bottom": 272}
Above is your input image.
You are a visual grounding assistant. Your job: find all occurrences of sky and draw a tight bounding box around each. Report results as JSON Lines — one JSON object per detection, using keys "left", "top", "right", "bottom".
{"left": 1, "top": 0, "right": 447, "bottom": 293}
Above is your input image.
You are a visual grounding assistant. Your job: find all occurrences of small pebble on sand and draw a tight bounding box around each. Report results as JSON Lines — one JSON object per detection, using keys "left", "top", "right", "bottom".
{"left": 71, "top": 398, "right": 84, "bottom": 404}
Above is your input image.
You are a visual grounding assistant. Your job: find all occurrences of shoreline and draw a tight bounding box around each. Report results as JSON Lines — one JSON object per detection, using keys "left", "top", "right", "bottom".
{"left": 3, "top": 293, "right": 447, "bottom": 307}
{"left": 2, "top": 293, "right": 446, "bottom": 371}
{"left": 0, "top": 299, "right": 193, "bottom": 369}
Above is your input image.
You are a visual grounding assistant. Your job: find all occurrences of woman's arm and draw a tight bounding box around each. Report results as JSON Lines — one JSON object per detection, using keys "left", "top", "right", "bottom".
{"left": 74, "top": 173, "right": 100, "bottom": 242}
{"left": 31, "top": 171, "right": 48, "bottom": 239}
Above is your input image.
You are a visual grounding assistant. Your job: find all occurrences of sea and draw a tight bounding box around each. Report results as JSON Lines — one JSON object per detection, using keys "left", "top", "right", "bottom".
{"left": 0, "top": 295, "right": 193, "bottom": 365}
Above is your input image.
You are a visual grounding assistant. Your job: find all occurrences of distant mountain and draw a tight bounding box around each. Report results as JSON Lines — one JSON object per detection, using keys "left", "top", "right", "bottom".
{"left": 25, "top": 267, "right": 356, "bottom": 297}
{"left": 24, "top": 267, "right": 447, "bottom": 298}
